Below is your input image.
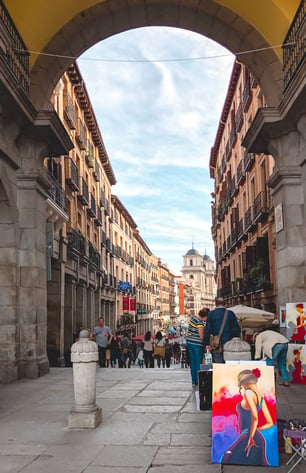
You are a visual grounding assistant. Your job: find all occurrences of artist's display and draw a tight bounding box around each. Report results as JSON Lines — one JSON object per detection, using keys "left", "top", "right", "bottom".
{"left": 212, "top": 364, "right": 278, "bottom": 466}
{"left": 287, "top": 344, "right": 306, "bottom": 384}
{"left": 286, "top": 302, "right": 306, "bottom": 342}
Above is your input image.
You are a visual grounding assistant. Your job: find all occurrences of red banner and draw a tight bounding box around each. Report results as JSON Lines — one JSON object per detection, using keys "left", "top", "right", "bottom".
{"left": 122, "top": 296, "right": 129, "bottom": 311}
{"left": 130, "top": 298, "right": 136, "bottom": 311}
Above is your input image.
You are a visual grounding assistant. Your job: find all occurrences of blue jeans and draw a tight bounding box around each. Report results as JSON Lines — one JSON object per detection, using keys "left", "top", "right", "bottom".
{"left": 266, "top": 343, "right": 288, "bottom": 382}
{"left": 187, "top": 342, "right": 203, "bottom": 385}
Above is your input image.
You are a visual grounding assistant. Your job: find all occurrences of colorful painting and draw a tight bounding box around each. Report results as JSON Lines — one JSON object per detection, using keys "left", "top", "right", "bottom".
{"left": 287, "top": 344, "right": 306, "bottom": 384}
{"left": 212, "top": 364, "right": 278, "bottom": 466}
{"left": 286, "top": 302, "right": 306, "bottom": 342}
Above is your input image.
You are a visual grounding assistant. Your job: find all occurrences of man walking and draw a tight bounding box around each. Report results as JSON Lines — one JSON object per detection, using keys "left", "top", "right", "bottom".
{"left": 93, "top": 317, "right": 112, "bottom": 367}
{"left": 254, "top": 329, "right": 290, "bottom": 386}
{"left": 204, "top": 297, "right": 240, "bottom": 363}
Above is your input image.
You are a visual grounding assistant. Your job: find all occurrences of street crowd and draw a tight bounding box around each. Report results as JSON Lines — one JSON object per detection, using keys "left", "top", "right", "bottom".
{"left": 83, "top": 317, "right": 182, "bottom": 369}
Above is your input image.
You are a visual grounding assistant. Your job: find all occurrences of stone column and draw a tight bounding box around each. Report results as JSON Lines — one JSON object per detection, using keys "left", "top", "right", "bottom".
{"left": 68, "top": 330, "right": 102, "bottom": 429}
{"left": 47, "top": 262, "right": 65, "bottom": 366}
{"left": 17, "top": 166, "right": 50, "bottom": 378}
{"left": 268, "top": 119, "right": 306, "bottom": 307}
{"left": 0, "top": 160, "right": 19, "bottom": 381}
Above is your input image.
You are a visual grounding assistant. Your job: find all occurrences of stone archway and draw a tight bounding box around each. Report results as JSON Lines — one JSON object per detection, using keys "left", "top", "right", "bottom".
{"left": 29, "top": 0, "right": 284, "bottom": 110}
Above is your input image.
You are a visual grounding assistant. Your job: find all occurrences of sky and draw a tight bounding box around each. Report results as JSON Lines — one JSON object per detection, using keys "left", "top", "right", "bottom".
{"left": 78, "top": 27, "right": 235, "bottom": 275}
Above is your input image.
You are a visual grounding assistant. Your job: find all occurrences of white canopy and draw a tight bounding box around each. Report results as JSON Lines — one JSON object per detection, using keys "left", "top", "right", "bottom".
{"left": 227, "top": 304, "right": 276, "bottom": 328}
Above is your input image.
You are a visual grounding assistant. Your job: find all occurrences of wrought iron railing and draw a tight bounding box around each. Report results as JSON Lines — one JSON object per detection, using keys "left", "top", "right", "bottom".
{"left": 0, "top": 0, "right": 30, "bottom": 94}
{"left": 283, "top": 0, "right": 306, "bottom": 89}
{"left": 47, "top": 173, "right": 67, "bottom": 211}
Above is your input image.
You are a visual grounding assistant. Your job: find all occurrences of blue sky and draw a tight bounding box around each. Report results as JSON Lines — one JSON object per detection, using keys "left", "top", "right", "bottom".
{"left": 78, "top": 27, "right": 234, "bottom": 275}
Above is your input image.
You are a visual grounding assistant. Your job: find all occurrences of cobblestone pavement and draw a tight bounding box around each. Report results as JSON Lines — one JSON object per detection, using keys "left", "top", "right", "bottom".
{"left": 0, "top": 365, "right": 305, "bottom": 473}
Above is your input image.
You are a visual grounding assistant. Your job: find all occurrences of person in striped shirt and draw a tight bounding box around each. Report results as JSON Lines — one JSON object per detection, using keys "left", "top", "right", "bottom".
{"left": 186, "top": 308, "right": 209, "bottom": 386}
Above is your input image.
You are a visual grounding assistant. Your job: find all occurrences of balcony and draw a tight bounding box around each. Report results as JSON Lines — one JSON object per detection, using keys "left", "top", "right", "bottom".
{"left": 244, "top": 150, "right": 256, "bottom": 173}
{"left": 229, "top": 125, "right": 237, "bottom": 149}
{"left": 93, "top": 159, "right": 100, "bottom": 181}
{"left": 283, "top": 0, "right": 306, "bottom": 89}
{"left": 0, "top": 1, "right": 30, "bottom": 95}
{"left": 225, "top": 139, "right": 231, "bottom": 162}
{"left": 236, "top": 160, "right": 245, "bottom": 186}
{"left": 47, "top": 173, "right": 67, "bottom": 212}
{"left": 237, "top": 217, "right": 245, "bottom": 242}
{"left": 63, "top": 92, "right": 76, "bottom": 129}
{"left": 88, "top": 241, "right": 100, "bottom": 269}
{"left": 104, "top": 198, "right": 110, "bottom": 216}
{"left": 85, "top": 141, "right": 94, "bottom": 168}
{"left": 77, "top": 176, "right": 89, "bottom": 206}
{"left": 227, "top": 234, "right": 232, "bottom": 252}
{"left": 114, "top": 245, "right": 122, "bottom": 258}
{"left": 231, "top": 227, "right": 238, "bottom": 248}
{"left": 242, "top": 80, "right": 252, "bottom": 112}
{"left": 100, "top": 190, "right": 105, "bottom": 207}
{"left": 230, "top": 175, "right": 239, "bottom": 199}
{"left": 235, "top": 102, "right": 243, "bottom": 132}
{"left": 67, "top": 229, "right": 86, "bottom": 258}
{"left": 244, "top": 206, "right": 256, "bottom": 233}
{"left": 95, "top": 206, "right": 102, "bottom": 226}
{"left": 87, "top": 193, "right": 96, "bottom": 218}
{"left": 101, "top": 231, "right": 107, "bottom": 247}
{"left": 106, "top": 238, "right": 111, "bottom": 253}
{"left": 65, "top": 157, "right": 79, "bottom": 191}
{"left": 76, "top": 118, "right": 86, "bottom": 150}
{"left": 253, "top": 191, "right": 268, "bottom": 223}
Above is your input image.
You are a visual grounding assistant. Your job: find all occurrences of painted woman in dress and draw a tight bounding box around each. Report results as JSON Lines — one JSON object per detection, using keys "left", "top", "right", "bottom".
{"left": 221, "top": 368, "right": 274, "bottom": 465}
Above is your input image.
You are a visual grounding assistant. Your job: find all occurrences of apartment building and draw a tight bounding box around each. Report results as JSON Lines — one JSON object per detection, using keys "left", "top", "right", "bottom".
{"left": 134, "top": 231, "right": 153, "bottom": 334}
{"left": 210, "top": 61, "right": 276, "bottom": 313}
{"left": 112, "top": 195, "right": 137, "bottom": 335}
{"left": 46, "top": 62, "right": 116, "bottom": 366}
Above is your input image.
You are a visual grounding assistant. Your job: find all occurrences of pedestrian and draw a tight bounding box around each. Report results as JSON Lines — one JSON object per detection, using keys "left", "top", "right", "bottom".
{"left": 143, "top": 331, "right": 154, "bottom": 368}
{"left": 93, "top": 317, "right": 113, "bottom": 367}
{"left": 254, "top": 328, "right": 290, "bottom": 386}
{"left": 186, "top": 308, "right": 208, "bottom": 386}
{"left": 164, "top": 338, "right": 173, "bottom": 368}
{"left": 154, "top": 331, "right": 166, "bottom": 368}
{"left": 121, "top": 332, "right": 133, "bottom": 368}
{"left": 204, "top": 297, "right": 240, "bottom": 363}
{"left": 136, "top": 343, "right": 144, "bottom": 368}
{"left": 172, "top": 341, "right": 181, "bottom": 364}
{"left": 109, "top": 335, "right": 119, "bottom": 367}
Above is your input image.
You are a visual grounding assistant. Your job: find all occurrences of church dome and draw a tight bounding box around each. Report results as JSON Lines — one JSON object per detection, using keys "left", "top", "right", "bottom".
{"left": 186, "top": 248, "right": 199, "bottom": 256}
{"left": 203, "top": 254, "right": 212, "bottom": 261}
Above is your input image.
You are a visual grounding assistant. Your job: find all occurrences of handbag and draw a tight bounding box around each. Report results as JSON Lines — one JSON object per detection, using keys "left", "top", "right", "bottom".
{"left": 210, "top": 309, "right": 228, "bottom": 353}
{"left": 154, "top": 340, "right": 165, "bottom": 357}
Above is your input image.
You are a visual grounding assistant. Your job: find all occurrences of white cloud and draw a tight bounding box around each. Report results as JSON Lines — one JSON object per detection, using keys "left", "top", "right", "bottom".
{"left": 78, "top": 27, "right": 234, "bottom": 273}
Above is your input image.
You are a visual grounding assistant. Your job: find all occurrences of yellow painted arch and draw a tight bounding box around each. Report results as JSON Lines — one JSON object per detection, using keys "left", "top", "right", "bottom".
{"left": 5, "top": 0, "right": 299, "bottom": 66}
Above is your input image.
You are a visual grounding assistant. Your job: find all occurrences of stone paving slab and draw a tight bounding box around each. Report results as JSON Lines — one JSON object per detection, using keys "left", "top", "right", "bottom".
{"left": 151, "top": 421, "right": 210, "bottom": 434}
{"left": 136, "top": 390, "right": 191, "bottom": 398}
{"left": 90, "top": 445, "right": 158, "bottom": 467}
{"left": 123, "top": 404, "right": 183, "bottom": 414}
{"left": 148, "top": 466, "right": 221, "bottom": 473}
{"left": 126, "top": 397, "right": 185, "bottom": 406}
{"left": 152, "top": 446, "right": 212, "bottom": 466}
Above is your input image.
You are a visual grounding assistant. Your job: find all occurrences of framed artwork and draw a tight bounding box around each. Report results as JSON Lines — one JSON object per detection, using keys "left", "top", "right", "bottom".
{"left": 285, "top": 302, "right": 306, "bottom": 342}
{"left": 287, "top": 344, "right": 306, "bottom": 384}
{"left": 279, "top": 306, "right": 286, "bottom": 328}
{"left": 212, "top": 364, "right": 278, "bottom": 466}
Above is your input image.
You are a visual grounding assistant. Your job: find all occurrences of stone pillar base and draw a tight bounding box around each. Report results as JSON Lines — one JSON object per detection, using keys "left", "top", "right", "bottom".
{"left": 68, "top": 407, "right": 102, "bottom": 429}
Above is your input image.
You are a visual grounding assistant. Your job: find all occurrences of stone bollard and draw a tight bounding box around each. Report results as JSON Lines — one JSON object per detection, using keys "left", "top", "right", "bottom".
{"left": 68, "top": 330, "right": 102, "bottom": 429}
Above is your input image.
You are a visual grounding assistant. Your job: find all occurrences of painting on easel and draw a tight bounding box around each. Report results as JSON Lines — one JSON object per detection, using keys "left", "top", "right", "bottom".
{"left": 212, "top": 364, "right": 278, "bottom": 466}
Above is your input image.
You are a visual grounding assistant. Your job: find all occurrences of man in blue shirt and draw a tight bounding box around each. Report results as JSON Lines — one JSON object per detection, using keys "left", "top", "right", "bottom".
{"left": 204, "top": 297, "right": 240, "bottom": 363}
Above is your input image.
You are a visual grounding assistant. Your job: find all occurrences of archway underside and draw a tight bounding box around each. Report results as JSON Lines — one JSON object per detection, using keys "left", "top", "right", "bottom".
{"left": 4, "top": 0, "right": 300, "bottom": 109}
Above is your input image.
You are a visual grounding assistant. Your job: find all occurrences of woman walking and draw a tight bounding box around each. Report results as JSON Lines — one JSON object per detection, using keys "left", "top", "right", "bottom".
{"left": 186, "top": 308, "right": 208, "bottom": 386}
{"left": 143, "top": 331, "right": 154, "bottom": 368}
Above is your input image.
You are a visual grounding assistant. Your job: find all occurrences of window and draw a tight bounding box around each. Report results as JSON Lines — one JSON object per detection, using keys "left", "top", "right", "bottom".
{"left": 190, "top": 275, "right": 193, "bottom": 279}
{"left": 190, "top": 259, "right": 193, "bottom": 266}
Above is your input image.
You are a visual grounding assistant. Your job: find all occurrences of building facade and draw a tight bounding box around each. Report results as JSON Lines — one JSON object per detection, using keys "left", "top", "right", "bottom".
{"left": 181, "top": 248, "right": 216, "bottom": 314}
{"left": 46, "top": 63, "right": 117, "bottom": 366}
{"left": 210, "top": 61, "right": 277, "bottom": 312}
